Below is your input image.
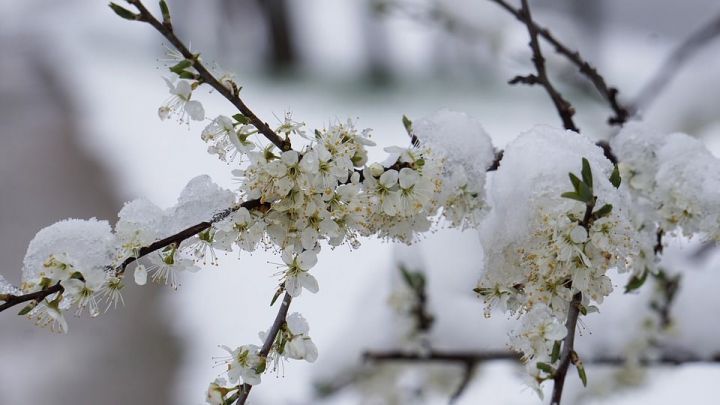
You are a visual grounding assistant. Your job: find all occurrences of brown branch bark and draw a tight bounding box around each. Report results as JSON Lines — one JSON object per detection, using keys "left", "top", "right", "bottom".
{"left": 236, "top": 293, "right": 293, "bottom": 405}
{"left": 125, "top": 0, "right": 291, "bottom": 151}
{"left": 550, "top": 292, "right": 582, "bottom": 405}
{"left": 515, "top": 0, "right": 578, "bottom": 132}
{"left": 489, "top": 0, "right": 629, "bottom": 126}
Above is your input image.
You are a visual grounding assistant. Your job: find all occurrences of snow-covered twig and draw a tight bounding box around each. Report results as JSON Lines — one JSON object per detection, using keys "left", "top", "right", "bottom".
{"left": 0, "top": 199, "right": 265, "bottom": 313}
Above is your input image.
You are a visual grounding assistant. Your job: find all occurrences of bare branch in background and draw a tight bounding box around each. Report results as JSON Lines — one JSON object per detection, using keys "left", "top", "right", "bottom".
{"left": 512, "top": 0, "right": 578, "bottom": 132}
{"left": 633, "top": 12, "right": 720, "bottom": 112}
{"left": 489, "top": 0, "right": 629, "bottom": 126}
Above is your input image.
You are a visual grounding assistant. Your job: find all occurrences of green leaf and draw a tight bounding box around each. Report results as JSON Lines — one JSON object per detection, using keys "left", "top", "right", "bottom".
{"left": 109, "top": 2, "right": 138, "bottom": 20}
{"left": 169, "top": 59, "right": 192, "bottom": 75}
{"left": 577, "top": 180, "right": 594, "bottom": 204}
{"left": 568, "top": 173, "right": 582, "bottom": 193}
{"left": 17, "top": 302, "right": 36, "bottom": 316}
{"left": 581, "top": 157, "right": 593, "bottom": 189}
{"left": 609, "top": 165, "right": 622, "bottom": 188}
{"left": 399, "top": 266, "right": 424, "bottom": 290}
{"left": 624, "top": 270, "right": 648, "bottom": 293}
{"left": 270, "top": 287, "right": 283, "bottom": 306}
{"left": 402, "top": 115, "right": 413, "bottom": 135}
{"left": 233, "top": 114, "right": 250, "bottom": 125}
{"left": 578, "top": 304, "right": 588, "bottom": 316}
{"left": 593, "top": 203, "right": 613, "bottom": 219}
{"left": 551, "top": 341, "right": 561, "bottom": 363}
{"left": 576, "top": 363, "right": 588, "bottom": 386}
{"left": 536, "top": 362, "right": 555, "bottom": 375}
{"left": 561, "top": 192, "right": 586, "bottom": 203}
{"left": 159, "top": 0, "right": 171, "bottom": 23}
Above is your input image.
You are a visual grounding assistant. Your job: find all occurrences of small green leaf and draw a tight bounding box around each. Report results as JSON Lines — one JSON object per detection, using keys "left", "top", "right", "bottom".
{"left": 233, "top": 114, "right": 250, "bottom": 125}
{"left": 402, "top": 115, "right": 413, "bottom": 135}
{"left": 581, "top": 157, "right": 593, "bottom": 189}
{"left": 593, "top": 203, "right": 613, "bottom": 219}
{"left": 624, "top": 270, "right": 648, "bottom": 293}
{"left": 609, "top": 165, "right": 621, "bottom": 188}
{"left": 576, "top": 363, "right": 588, "bottom": 386}
{"left": 270, "top": 287, "right": 283, "bottom": 306}
{"left": 536, "top": 362, "right": 555, "bottom": 375}
{"left": 577, "top": 181, "right": 594, "bottom": 204}
{"left": 578, "top": 304, "right": 588, "bottom": 316}
{"left": 551, "top": 341, "right": 561, "bottom": 363}
{"left": 561, "top": 192, "right": 585, "bottom": 203}
{"left": 159, "top": 0, "right": 171, "bottom": 23}
{"left": 568, "top": 173, "right": 582, "bottom": 193}
{"left": 18, "top": 302, "right": 36, "bottom": 316}
{"left": 169, "top": 59, "right": 192, "bottom": 75}
{"left": 109, "top": 2, "right": 138, "bottom": 20}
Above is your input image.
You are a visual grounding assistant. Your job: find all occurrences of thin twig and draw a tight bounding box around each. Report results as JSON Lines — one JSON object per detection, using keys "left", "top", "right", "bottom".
{"left": 489, "top": 0, "right": 629, "bottom": 126}
{"left": 362, "top": 349, "right": 720, "bottom": 366}
{"left": 514, "top": 0, "right": 578, "bottom": 132}
{"left": 125, "top": 0, "right": 291, "bottom": 151}
{"left": 633, "top": 11, "right": 720, "bottom": 112}
{"left": 236, "top": 293, "right": 293, "bottom": 405}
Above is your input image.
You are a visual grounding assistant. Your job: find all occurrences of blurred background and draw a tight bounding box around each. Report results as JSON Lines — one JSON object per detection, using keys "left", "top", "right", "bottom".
{"left": 1, "top": 0, "right": 719, "bottom": 404}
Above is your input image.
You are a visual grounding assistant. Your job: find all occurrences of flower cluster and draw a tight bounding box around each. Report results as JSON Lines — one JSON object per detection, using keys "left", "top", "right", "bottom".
{"left": 476, "top": 127, "right": 638, "bottom": 386}
{"left": 612, "top": 123, "right": 720, "bottom": 242}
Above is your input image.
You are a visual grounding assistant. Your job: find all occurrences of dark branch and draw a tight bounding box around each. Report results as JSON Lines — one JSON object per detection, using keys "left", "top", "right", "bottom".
{"left": 550, "top": 292, "right": 582, "bottom": 405}
{"left": 236, "top": 293, "right": 293, "bottom": 405}
{"left": 489, "top": 0, "right": 629, "bottom": 126}
{"left": 362, "top": 349, "right": 720, "bottom": 366}
{"left": 633, "top": 12, "right": 720, "bottom": 112}
{"left": 516, "top": 0, "right": 578, "bottom": 132}
{"left": 125, "top": 0, "right": 291, "bottom": 151}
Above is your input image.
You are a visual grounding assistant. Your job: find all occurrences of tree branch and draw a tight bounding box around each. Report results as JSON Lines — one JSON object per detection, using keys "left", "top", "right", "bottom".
{"left": 515, "top": 0, "right": 578, "bottom": 132}
{"left": 362, "top": 349, "right": 720, "bottom": 366}
{"left": 124, "top": 0, "right": 291, "bottom": 151}
{"left": 235, "top": 293, "right": 293, "bottom": 405}
{"left": 0, "top": 199, "right": 265, "bottom": 314}
{"left": 633, "top": 11, "right": 720, "bottom": 112}
{"left": 489, "top": 0, "right": 629, "bottom": 126}
{"left": 550, "top": 292, "right": 582, "bottom": 405}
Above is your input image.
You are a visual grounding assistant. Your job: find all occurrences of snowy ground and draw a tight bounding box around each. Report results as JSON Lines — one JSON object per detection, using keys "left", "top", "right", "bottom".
{"left": 2, "top": 1, "right": 720, "bottom": 404}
